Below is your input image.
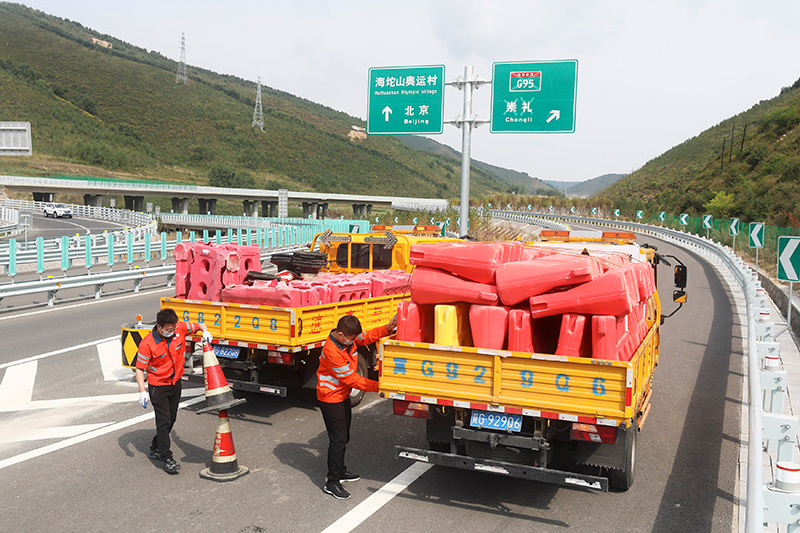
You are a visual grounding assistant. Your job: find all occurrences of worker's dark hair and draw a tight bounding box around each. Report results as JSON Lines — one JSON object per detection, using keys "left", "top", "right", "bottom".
{"left": 156, "top": 308, "right": 179, "bottom": 327}
{"left": 336, "top": 315, "right": 362, "bottom": 337}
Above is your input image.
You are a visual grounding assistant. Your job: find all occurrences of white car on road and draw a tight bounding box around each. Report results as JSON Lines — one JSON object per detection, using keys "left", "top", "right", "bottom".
{"left": 43, "top": 203, "right": 73, "bottom": 218}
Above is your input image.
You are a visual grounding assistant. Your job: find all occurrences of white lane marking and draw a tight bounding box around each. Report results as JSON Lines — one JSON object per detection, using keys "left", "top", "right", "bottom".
{"left": 320, "top": 462, "right": 433, "bottom": 533}
{"left": 0, "top": 387, "right": 204, "bottom": 413}
{"left": 0, "top": 395, "right": 206, "bottom": 471}
{"left": 0, "top": 286, "right": 173, "bottom": 323}
{"left": 0, "top": 361, "right": 37, "bottom": 407}
{"left": 97, "top": 339, "right": 133, "bottom": 382}
{"left": 0, "top": 336, "right": 118, "bottom": 370}
{"left": 0, "top": 423, "right": 112, "bottom": 443}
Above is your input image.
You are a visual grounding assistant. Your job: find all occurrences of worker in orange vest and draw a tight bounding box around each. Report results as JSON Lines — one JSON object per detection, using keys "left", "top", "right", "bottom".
{"left": 317, "top": 313, "right": 397, "bottom": 499}
{"left": 136, "top": 308, "right": 212, "bottom": 474}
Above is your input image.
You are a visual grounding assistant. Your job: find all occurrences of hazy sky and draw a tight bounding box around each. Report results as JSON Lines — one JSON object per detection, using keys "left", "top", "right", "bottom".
{"left": 18, "top": 1, "right": 800, "bottom": 182}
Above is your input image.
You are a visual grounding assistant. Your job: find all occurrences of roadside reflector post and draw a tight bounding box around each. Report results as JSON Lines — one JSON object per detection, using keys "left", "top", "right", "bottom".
{"left": 126, "top": 232, "right": 134, "bottom": 270}
{"left": 8, "top": 238, "right": 17, "bottom": 280}
{"left": 61, "top": 235, "right": 69, "bottom": 274}
{"left": 36, "top": 236, "right": 44, "bottom": 279}
{"left": 215, "top": 229, "right": 222, "bottom": 245}
{"left": 144, "top": 232, "right": 151, "bottom": 267}
{"left": 160, "top": 232, "right": 167, "bottom": 265}
{"left": 85, "top": 234, "right": 93, "bottom": 273}
{"left": 107, "top": 233, "right": 115, "bottom": 270}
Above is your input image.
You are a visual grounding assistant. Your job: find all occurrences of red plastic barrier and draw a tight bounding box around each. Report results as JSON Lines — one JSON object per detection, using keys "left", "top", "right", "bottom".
{"left": 496, "top": 254, "right": 603, "bottom": 306}
{"left": 222, "top": 281, "right": 313, "bottom": 307}
{"left": 396, "top": 300, "right": 434, "bottom": 343}
{"left": 507, "top": 309, "right": 535, "bottom": 352}
{"left": 222, "top": 244, "right": 262, "bottom": 286}
{"left": 632, "top": 262, "right": 656, "bottom": 302}
{"left": 529, "top": 269, "right": 634, "bottom": 319}
{"left": 188, "top": 244, "right": 228, "bottom": 301}
{"left": 411, "top": 266, "right": 499, "bottom": 306}
{"left": 470, "top": 305, "right": 511, "bottom": 350}
{"left": 555, "top": 313, "right": 591, "bottom": 357}
{"left": 592, "top": 252, "right": 629, "bottom": 272}
{"left": 592, "top": 315, "right": 621, "bottom": 361}
{"left": 521, "top": 247, "right": 557, "bottom": 261}
{"left": 174, "top": 243, "right": 194, "bottom": 298}
{"left": 370, "top": 272, "right": 411, "bottom": 297}
{"left": 409, "top": 242, "right": 523, "bottom": 284}
{"left": 329, "top": 279, "right": 372, "bottom": 302}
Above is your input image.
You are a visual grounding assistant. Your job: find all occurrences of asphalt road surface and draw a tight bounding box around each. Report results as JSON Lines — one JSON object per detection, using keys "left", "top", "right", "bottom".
{"left": 0, "top": 231, "right": 741, "bottom": 533}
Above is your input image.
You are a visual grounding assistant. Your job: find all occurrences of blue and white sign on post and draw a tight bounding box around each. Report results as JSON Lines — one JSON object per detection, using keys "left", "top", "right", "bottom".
{"left": 679, "top": 214, "right": 689, "bottom": 226}
{"left": 749, "top": 222, "right": 765, "bottom": 248}
{"left": 778, "top": 236, "right": 800, "bottom": 282}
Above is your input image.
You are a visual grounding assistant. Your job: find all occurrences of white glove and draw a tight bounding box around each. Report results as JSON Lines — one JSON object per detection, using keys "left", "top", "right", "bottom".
{"left": 202, "top": 331, "right": 213, "bottom": 344}
{"left": 139, "top": 391, "right": 150, "bottom": 409}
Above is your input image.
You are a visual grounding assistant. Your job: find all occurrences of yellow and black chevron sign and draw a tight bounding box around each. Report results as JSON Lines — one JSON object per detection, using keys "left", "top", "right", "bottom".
{"left": 121, "top": 325, "right": 152, "bottom": 368}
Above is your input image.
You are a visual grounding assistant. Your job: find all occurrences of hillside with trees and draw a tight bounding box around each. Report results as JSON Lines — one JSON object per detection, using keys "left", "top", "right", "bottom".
{"left": 0, "top": 2, "right": 539, "bottom": 208}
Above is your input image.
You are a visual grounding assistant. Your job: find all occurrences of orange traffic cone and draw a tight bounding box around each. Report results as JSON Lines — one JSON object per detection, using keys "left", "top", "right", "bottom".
{"left": 196, "top": 342, "right": 247, "bottom": 414}
{"left": 199, "top": 409, "right": 249, "bottom": 482}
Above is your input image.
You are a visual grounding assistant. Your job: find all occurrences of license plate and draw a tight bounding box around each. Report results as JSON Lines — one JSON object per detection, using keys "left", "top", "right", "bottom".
{"left": 469, "top": 410, "right": 523, "bottom": 432}
{"left": 214, "top": 345, "right": 241, "bottom": 359}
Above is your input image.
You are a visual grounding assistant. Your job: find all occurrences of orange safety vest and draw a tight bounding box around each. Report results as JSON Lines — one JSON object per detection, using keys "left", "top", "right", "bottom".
{"left": 317, "top": 325, "right": 388, "bottom": 403}
{"left": 135, "top": 322, "right": 198, "bottom": 386}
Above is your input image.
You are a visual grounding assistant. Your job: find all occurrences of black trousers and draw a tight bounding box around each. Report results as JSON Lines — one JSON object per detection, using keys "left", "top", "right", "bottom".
{"left": 319, "top": 397, "right": 352, "bottom": 482}
{"left": 149, "top": 380, "right": 182, "bottom": 460}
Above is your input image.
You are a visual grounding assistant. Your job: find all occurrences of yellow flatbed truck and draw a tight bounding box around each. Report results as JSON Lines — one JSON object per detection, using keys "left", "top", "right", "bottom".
{"left": 122, "top": 226, "right": 459, "bottom": 405}
{"left": 378, "top": 231, "right": 687, "bottom": 490}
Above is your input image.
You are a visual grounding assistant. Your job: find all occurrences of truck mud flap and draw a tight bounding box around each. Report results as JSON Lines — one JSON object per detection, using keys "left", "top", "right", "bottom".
{"left": 180, "top": 370, "right": 287, "bottom": 397}
{"left": 395, "top": 446, "right": 608, "bottom": 492}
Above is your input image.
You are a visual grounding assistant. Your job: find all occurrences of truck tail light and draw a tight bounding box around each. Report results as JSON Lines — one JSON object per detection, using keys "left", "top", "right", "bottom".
{"left": 393, "top": 399, "right": 432, "bottom": 419}
{"left": 267, "top": 351, "right": 293, "bottom": 365}
{"left": 570, "top": 423, "right": 617, "bottom": 444}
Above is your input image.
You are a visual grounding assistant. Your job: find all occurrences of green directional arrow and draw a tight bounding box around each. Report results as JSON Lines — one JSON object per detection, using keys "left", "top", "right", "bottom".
{"left": 749, "top": 222, "right": 764, "bottom": 248}
{"left": 702, "top": 215, "right": 713, "bottom": 229}
{"left": 778, "top": 236, "right": 800, "bottom": 282}
{"left": 729, "top": 218, "right": 739, "bottom": 236}
{"left": 679, "top": 214, "right": 689, "bottom": 225}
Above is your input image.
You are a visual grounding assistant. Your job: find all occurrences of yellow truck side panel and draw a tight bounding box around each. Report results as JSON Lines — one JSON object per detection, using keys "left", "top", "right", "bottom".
{"left": 162, "top": 293, "right": 407, "bottom": 348}
{"left": 380, "top": 322, "right": 659, "bottom": 424}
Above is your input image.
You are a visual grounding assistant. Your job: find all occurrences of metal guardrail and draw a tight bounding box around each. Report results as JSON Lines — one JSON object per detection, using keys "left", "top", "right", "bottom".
{"left": 0, "top": 245, "right": 307, "bottom": 307}
{"left": 0, "top": 265, "right": 176, "bottom": 306}
{"left": 505, "top": 211, "right": 799, "bottom": 532}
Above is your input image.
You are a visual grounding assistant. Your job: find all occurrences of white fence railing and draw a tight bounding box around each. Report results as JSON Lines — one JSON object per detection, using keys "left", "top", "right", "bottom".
{"left": 508, "top": 211, "right": 800, "bottom": 532}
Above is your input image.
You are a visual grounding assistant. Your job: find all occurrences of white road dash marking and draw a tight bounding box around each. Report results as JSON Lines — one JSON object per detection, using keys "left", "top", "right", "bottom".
{"left": 0, "top": 361, "right": 37, "bottom": 407}
{"left": 0, "top": 336, "right": 118, "bottom": 370}
{"left": 0, "top": 388, "right": 204, "bottom": 413}
{"left": 320, "top": 462, "right": 433, "bottom": 533}
{"left": 0, "top": 395, "right": 206, "bottom": 471}
{"left": 97, "top": 339, "right": 134, "bottom": 382}
{"left": 0, "top": 423, "right": 113, "bottom": 443}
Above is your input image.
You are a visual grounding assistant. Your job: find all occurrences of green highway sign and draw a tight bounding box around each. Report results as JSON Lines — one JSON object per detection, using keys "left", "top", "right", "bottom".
{"left": 490, "top": 60, "right": 578, "bottom": 133}
{"left": 749, "top": 222, "right": 764, "bottom": 248}
{"left": 591, "top": 207, "right": 597, "bottom": 215}
{"left": 679, "top": 214, "right": 689, "bottom": 225}
{"left": 778, "top": 236, "right": 800, "bottom": 282}
{"left": 636, "top": 210, "right": 644, "bottom": 219}
{"left": 702, "top": 215, "right": 713, "bottom": 229}
{"left": 367, "top": 65, "right": 445, "bottom": 134}
{"left": 658, "top": 212, "right": 666, "bottom": 222}
{"left": 729, "top": 218, "right": 739, "bottom": 236}
{"left": 614, "top": 209, "right": 620, "bottom": 217}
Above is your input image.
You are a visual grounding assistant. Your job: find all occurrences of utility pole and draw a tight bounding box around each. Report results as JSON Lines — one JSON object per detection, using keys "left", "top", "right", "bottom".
{"left": 176, "top": 32, "right": 188, "bottom": 84}
{"left": 252, "top": 77, "right": 264, "bottom": 131}
{"left": 740, "top": 123, "right": 747, "bottom": 154}
{"left": 729, "top": 121, "right": 735, "bottom": 163}
{"left": 721, "top": 137, "right": 726, "bottom": 171}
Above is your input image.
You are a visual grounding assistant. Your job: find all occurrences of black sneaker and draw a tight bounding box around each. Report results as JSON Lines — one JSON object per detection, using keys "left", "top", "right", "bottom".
{"left": 340, "top": 471, "right": 360, "bottom": 482}
{"left": 148, "top": 447, "right": 161, "bottom": 460}
{"left": 163, "top": 458, "right": 181, "bottom": 474}
{"left": 323, "top": 481, "right": 351, "bottom": 500}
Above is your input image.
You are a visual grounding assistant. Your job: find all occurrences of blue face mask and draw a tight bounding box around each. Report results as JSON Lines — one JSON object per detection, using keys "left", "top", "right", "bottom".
{"left": 160, "top": 326, "right": 176, "bottom": 338}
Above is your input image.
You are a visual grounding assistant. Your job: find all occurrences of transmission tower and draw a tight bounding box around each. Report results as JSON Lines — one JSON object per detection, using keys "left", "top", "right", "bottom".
{"left": 176, "top": 32, "right": 188, "bottom": 84}
{"left": 252, "top": 77, "right": 264, "bottom": 130}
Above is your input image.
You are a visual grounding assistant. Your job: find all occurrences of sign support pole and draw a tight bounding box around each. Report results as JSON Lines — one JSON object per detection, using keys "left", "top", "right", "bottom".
{"left": 447, "top": 66, "right": 489, "bottom": 237}
{"left": 776, "top": 282, "right": 793, "bottom": 339}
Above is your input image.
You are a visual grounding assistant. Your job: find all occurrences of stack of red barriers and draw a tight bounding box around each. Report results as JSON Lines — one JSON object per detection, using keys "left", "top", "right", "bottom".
{"left": 175, "top": 242, "right": 263, "bottom": 301}
{"left": 398, "top": 241, "right": 657, "bottom": 362}
{"left": 221, "top": 270, "right": 411, "bottom": 307}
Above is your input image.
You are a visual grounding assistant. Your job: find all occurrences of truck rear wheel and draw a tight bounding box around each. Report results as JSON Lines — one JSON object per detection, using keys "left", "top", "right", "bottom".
{"left": 608, "top": 424, "right": 636, "bottom": 491}
{"left": 349, "top": 353, "right": 368, "bottom": 407}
